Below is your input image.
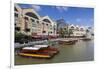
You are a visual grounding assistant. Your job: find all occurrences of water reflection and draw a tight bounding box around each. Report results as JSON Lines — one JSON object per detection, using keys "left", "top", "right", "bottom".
{"left": 15, "top": 40, "right": 94, "bottom": 65}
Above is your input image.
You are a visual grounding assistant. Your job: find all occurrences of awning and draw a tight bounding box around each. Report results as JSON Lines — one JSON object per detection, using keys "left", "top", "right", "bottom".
{"left": 34, "top": 45, "right": 49, "bottom": 48}
{"left": 22, "top": 47, "right": 40, "bottom": 50}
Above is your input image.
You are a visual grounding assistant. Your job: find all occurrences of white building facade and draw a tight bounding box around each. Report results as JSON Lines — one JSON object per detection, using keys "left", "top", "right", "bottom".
{"left": 68, "top": 25, "right": 86, "bottom": 37}
{"left": 14, "top": 4, "right": 57, "bottom": 36}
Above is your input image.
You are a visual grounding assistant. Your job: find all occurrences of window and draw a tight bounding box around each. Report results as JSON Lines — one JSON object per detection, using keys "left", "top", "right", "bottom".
{"left": 15, "top": 13, "right": 18, "bottom": 17}
{"left": 37, "top": 21, "right": 39, "bottom": 23}
{"left": 32, "top": 28, "right": 37, "bottom": 32}
{"left": 71, "top": 26, "right": 74, "bottom": 30}
{"left": 15, "top": 27, "right": 20, "bottom": 31}
{"left": 42, "top": 31, "right": 46, "bottom": 33}
{"left": 24, "top": 17, "right": 28, "bottom": 20}
{"left": 31, "top": 19, "right": 36, "bottom": 27}
{"left": 46, "top": 24, "right": 48, "bottom": 26}
{"left": 80, "top": 28, "right": 84, "bottom": 31}
{"left": 25, "top": 28, "right": 30, "bottom": 32}
{"left": 32, "top": 22, "right": 36, "bottom": 27}
{"left": 42, "top": 23, "right": 44, "bottom": 25}
{"left": 31, "top": 19, "right": 34, "bottom": 22}
{"left": 43, "top": 19, "right": 51, "bottom": 23}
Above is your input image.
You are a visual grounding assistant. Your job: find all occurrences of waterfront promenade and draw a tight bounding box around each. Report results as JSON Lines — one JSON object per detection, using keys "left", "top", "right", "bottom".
{"left": 15, "top": 38, "right": 60, "bottom": 48}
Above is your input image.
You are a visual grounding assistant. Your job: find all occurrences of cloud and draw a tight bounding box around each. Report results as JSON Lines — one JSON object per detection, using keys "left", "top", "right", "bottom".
{"left": 55, "top": 6, "right": 69, "bottom": 12}
{"left": 32, "top": 5, "right": 68, "bottom": 12}
{"left": 32, "top": 5, "right": 41, "bottom": 11}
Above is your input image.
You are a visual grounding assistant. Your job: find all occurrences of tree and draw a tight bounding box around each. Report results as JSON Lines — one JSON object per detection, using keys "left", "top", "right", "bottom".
{"left": 59, "top": 28, "right": 64, "bottom": 38}
{"left": 68, "top": 29, "right": 73, "bottom": 37}
{"left": 15, "top": 32, "right": 25, "bottom": 42}
{"left": 64, "top": 29, "right": 68, "bottom": 37}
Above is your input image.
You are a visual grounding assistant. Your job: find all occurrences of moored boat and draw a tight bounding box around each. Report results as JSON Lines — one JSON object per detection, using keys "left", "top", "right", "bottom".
{"left": 81, "top": 38, "right": 91, "bottom": 41}
{"left": 19, "top": 52, "right": 52, "bottom": 58}
{"left": 82, "top": 32, "right": 92, "bottom": 41}
{"left": 34, "top": 45, "right": 59, "bottom": 54}
{"left": 59, "top": 40, "right": 76, "bottom": 45}
{"left": 18, "top": 45, "right": 59, "bottom": 59}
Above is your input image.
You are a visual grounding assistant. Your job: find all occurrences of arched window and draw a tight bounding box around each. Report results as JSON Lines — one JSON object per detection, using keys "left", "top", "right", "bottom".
{"left": 70, "top": 26, "right": 75, "bottom": 30}
{"left": 80, "top": 28, "right": 84, "bottom": 31}
{"left": 25, "top": 12, "right": 39, "bottom": 19}
{"left": 43, "top": 19, "right": 51, "bottom": 23}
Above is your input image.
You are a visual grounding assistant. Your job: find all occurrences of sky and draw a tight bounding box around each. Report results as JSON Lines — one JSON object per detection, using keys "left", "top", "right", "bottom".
{"left": 18, "top": 3, "right": 94, "bottom": 27}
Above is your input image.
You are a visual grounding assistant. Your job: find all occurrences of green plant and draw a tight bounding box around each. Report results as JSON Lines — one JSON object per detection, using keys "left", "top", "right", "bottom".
{"left": 59, "top": 28, "right": 64, "bottom": 38}
{"left": 68, "top": 29, "right": 73, "bottom": 37}
{"left": 15, "top": 32, "right": 25, "bottom": 42}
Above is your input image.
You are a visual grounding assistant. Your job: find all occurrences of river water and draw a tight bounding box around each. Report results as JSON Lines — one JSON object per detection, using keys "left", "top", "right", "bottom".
{"left": 15, "top": 39, "right": 94, "bottom": 65}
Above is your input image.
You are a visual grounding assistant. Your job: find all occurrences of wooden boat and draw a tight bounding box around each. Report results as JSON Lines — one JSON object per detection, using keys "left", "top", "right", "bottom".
{"left": 73, "top": 39, "right": 78, "bottom": 42}
{"left": 18, "top": 45, "right": 59, "bottom": 59}
{"left": 59, "top": 40, "right": 76, "bottom": 45}
{"left": 82, "top": 33, "right": 92, "bottom": 41}
{"left": 81, "top": 38, "right": 91, "bottom": 41}
{"left": 18, "top": 47, "right": 54, "bottom": 59}
{"left": 19, "top": 53, "right": 52, "bottom": 58}
{"left": 34, "top": 45, "right": 59, "bottom": 54}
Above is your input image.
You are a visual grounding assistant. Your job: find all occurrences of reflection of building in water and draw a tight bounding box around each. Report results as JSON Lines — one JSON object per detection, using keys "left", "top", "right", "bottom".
{"left": 14, "top": 4, "right": 57, "bottom": 36}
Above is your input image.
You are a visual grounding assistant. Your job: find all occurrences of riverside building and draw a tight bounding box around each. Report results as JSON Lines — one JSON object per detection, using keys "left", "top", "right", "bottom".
{"left": 14, "top": 4, "right": 57, "bottom": 37}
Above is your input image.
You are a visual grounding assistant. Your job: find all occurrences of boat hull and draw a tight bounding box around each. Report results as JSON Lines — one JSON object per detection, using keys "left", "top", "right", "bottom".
{"left": 18, "top": 53, "right": 52, "bottom": 59}
{"left": 81, "top": 38, "right": 91, "bottom": 41}
{"left": 18, "top": 46, "right": 59, "bottom": 59}
{"left": 59, "top": 40, "right": 76, "bottom": 45}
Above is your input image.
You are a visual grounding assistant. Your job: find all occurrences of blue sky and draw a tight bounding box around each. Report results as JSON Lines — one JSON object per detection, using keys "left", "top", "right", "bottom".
{"left": 18, "top": 4, "right": 94, "bottom": 27}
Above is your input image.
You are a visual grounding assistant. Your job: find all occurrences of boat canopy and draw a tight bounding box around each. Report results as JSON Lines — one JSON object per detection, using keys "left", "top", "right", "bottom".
{"left": 59, "top": 39, "right": 69, "bottom": 41}
{"left": 34, "top": 45, "right": 49, "bottom": 48}
{"left": 22, "top": 47, "right": 40, "bottom": 50}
